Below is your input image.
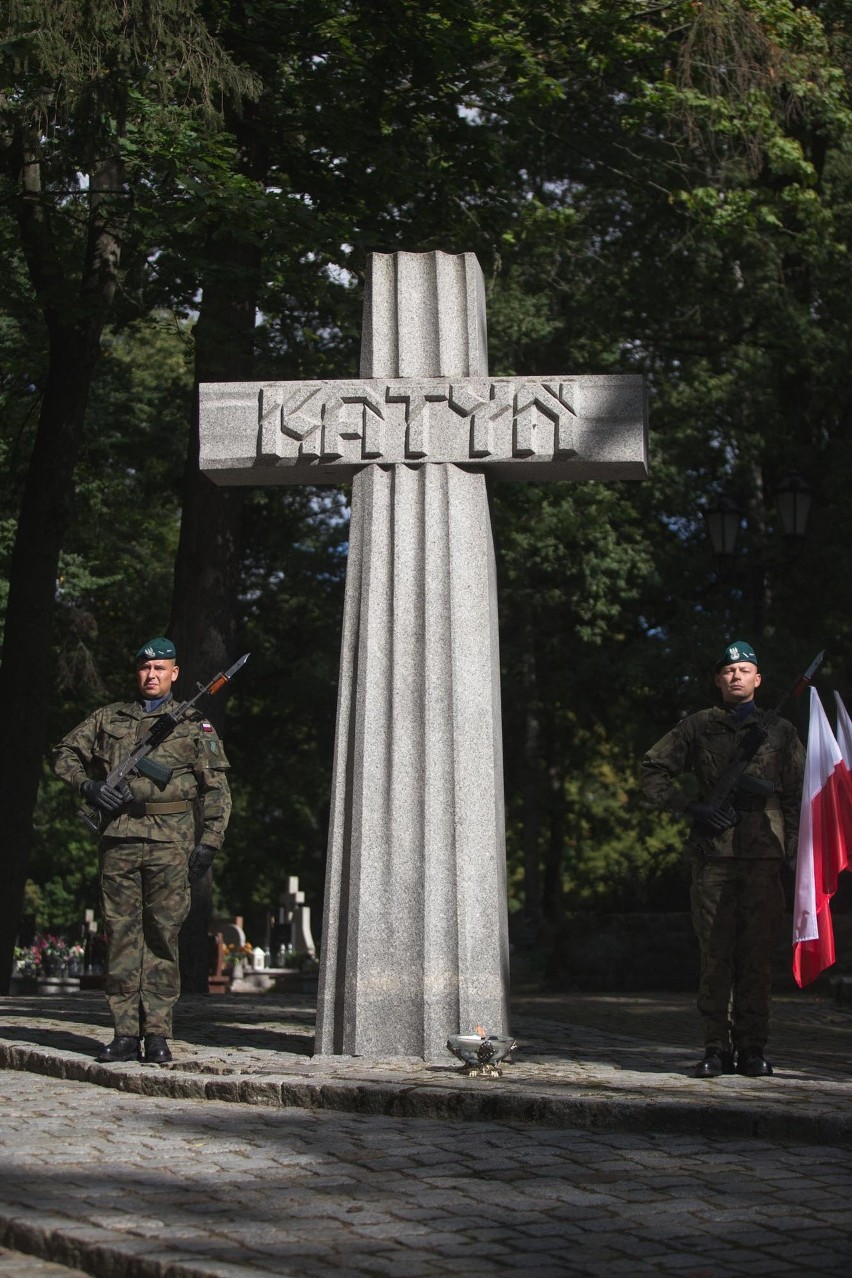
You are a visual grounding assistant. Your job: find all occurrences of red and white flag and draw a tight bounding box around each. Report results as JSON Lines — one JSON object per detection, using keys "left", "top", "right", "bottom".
{"left": 834, "top": 691, "right": 852, "bottom": 767}
{"left": 792, "top": 687, "right": 852, "bottom": 986}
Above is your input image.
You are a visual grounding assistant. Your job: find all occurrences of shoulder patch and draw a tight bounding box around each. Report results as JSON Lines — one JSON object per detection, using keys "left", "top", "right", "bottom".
{"left": 201, "top": 720, "right": 214, "bottom": 733}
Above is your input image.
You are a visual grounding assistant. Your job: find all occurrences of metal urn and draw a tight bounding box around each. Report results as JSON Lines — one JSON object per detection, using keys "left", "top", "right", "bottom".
{"left": 446, "top": 1029, "right": 517, "bottom": 1078}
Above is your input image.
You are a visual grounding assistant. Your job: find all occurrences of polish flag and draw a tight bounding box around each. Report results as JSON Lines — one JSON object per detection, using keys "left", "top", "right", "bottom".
{"left": 792, "top": 688, "right": 852, "bottom": 986}
{"left": 834, "top": 691, "right": 852, "bottom": 767}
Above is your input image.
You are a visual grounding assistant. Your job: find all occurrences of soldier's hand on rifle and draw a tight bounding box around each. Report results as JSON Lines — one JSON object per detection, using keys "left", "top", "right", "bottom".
{"left": 686, "top": 800, "right": 738, "bottom": 834}
{"left": 188, "top": 843, "right": 216, "bottom": 883}
{"left": 81, "top": 779, "right": 132, "bottom": 813}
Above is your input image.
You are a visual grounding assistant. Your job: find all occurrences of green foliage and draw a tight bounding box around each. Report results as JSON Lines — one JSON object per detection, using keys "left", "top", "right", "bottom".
{"left": 218, "top": 486, "right": 349, "bottom": 912}
{"left": 5, "top": 0, "right": 852, "bottom": 946}
{"left": 1, "top": 0, "right": 259, "bottom": 121}
{"left": 47, "top": 315, "right": 191, "bottom": 717}
{"left": 559, "top": 751, "right": 689, "bottom": 912}
{"left": 27, "top": 771, "right": 100, "bottom": 935}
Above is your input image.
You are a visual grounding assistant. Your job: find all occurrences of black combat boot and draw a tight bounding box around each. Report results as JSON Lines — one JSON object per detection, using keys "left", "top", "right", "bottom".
{"left": 737, "top": 1047, "right": 773, "bottom": 1077}
{"left": 144, "top": 1034, "right": 173, "bottom": 1064}
{"left": 693, "top": 1048, "right": 735, "bottom": 1078}
{"left": 96, "top": 1036, "right": 141, "bottom": 1063}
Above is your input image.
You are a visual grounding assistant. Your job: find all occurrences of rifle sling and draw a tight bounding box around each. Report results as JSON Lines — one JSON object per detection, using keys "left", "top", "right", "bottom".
{"left": 707, "top": 720, "right": 768, "bottom": 791}
{"left": 735, "top": 721, "right": 769, "bottom": 765}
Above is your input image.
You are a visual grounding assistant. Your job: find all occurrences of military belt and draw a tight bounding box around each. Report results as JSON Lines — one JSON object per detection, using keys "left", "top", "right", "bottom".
{"left": 125, "top": 800, "right": 193, "bottom": 817}
{"left": 733, "top": 796, "right": 782, "bottom": 813}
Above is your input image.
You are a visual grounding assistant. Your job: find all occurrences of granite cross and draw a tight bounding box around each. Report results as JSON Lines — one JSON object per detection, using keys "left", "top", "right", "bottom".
{"left": 199, "top": 250, "right": 647, "bottom": 1060}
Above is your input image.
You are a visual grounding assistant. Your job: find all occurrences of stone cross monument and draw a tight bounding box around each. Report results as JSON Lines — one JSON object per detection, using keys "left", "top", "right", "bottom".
{"left": 199, "top": 250, "right": 647, "bottom": 1060}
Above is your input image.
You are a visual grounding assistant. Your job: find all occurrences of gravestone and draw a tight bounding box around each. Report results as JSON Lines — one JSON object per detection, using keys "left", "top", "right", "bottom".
{"left": 199, "top": 250, "right": 647, "bottom": 1059}
{"left": 278, "top": 876, "right": 316, "bottom": 956}
{"left": 216, "top": 920, "right": 246, "bottom": 952}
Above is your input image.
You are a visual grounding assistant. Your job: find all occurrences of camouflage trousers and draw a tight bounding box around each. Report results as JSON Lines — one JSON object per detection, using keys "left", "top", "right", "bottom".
{"left": 690, "top": 857, "right": 785, "bottom": 1053}
{"left": 99, "top": 837, "right": 191, "bottom": 1038}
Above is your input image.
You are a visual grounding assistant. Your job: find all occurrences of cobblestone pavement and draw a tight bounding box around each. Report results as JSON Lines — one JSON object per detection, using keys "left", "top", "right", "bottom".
{"left": 0, "top": 1246, "right": 92, "bottom": 1277}
{"left": 1, "top": 1067, "right": 851, "bottom": 1278}
{"left": 2, "top": 987, "right": 851, "bottom": 1146}
{"left": 2, "top": 987, "right": 851, "bottom": 1276}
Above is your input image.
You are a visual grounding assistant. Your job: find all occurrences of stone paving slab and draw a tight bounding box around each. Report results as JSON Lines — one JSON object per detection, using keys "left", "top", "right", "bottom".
{"left": 2, "top": 988, "right": 851, "bottom": 1147}
{"left": 1, "top": 1069, "right": 851, "bottom": 1278}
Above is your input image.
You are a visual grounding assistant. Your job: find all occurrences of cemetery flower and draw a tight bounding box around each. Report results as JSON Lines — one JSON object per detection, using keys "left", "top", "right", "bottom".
{"left": 13, "top": 946, "right": 40, "bottom": 976}
{"left": 36, "top": 934, "right": 69, "bottom": 961}
{"left": 13, "top": 935, "right": 78, "bottom": 976}
{"left": 223, "top": 942, "right": 253, "bottom": 968}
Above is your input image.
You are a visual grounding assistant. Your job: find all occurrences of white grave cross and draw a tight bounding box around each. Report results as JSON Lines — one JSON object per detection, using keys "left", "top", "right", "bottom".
{"left": 200, "top": 251, "right": 647, "bottom": 1060}
{"left": 278, "top": 875, "right": 316, "bottom": 957}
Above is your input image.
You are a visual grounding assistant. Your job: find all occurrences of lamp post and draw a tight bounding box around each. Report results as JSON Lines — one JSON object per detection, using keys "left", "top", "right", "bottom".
{"left": 703, "top": 495, "right": 744, "bottom": 559}
{"left": 703, "top": 473, "right": 812, "bottom": 636}
{"left": 773, "top": 472, "right": 813, "bottom": 543}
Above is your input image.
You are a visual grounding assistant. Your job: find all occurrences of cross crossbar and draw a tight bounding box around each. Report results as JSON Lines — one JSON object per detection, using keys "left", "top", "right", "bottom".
{"left": 200, "top": 374, "right": 646, "bottom": 485}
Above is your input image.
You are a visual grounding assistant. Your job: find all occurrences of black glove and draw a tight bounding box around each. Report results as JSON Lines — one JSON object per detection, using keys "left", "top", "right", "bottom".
{"left": 188, "top": 843, "right": 216, "bottom": 884}
{"left": 686, "top": 801, "right": 738, "bottom": 834}
{"left": 81, "top": 779, "right": 132, "bottom": 813}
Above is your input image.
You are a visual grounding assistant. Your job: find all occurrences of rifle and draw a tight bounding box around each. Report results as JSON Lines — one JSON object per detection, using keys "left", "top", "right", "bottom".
{"left": 691, "top": 649, "right": 824, "bottom": 856}
{"left": 79, "top": 652, "right": 250, "bottom": 835}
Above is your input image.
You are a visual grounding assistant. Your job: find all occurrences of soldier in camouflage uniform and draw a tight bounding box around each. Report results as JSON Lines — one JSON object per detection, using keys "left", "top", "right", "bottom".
{"left": 640, "top": 640, "right": 804, "bottom": 1079}
{"left": 53, "top": 637, "right": 231, "bottom": 1064}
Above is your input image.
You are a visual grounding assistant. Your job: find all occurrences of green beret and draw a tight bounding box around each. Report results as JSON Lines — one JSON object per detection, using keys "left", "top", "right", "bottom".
{"left": 135, "top": 637, "right": 177, "bottom": 662}
{"left": 716, "top": 639, "right": 757, "bottom": 670}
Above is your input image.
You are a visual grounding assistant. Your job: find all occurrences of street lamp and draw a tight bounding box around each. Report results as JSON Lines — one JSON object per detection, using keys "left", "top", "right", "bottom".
{"left": 703, "top": 495, "right": 743, "bottom": 558}
{"left": 774, "top": 472, "right": 812, "bottom": 542}
{"left": 702, "top": 473, "right": 812, "bottom": 637}
{"left": 704, "top": 473, "right": 812, "bottom": 560}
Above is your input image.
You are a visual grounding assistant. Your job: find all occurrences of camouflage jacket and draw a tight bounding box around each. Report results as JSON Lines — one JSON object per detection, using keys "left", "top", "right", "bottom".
{"left": 53, "top": 698, "right": 231, "bottom": 848}
{"left": 640, "top": 705, "right": 804, "bottom": 860}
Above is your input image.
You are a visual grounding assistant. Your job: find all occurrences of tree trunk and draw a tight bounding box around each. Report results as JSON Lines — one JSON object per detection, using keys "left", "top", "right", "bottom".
{"left": 0, "top": 331, "right": 104, "bottom": 989}
{"left": 0, "top": 150, "right": 126, "bottom": 992}
{"left": 543, "top": 760, "right": 567, "bottom": 927}
{"left": 172, "top": 226, "right": 261, "bottom": 993}
{"left": 518, "top": 639, "right": 544, "bottom": 945}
